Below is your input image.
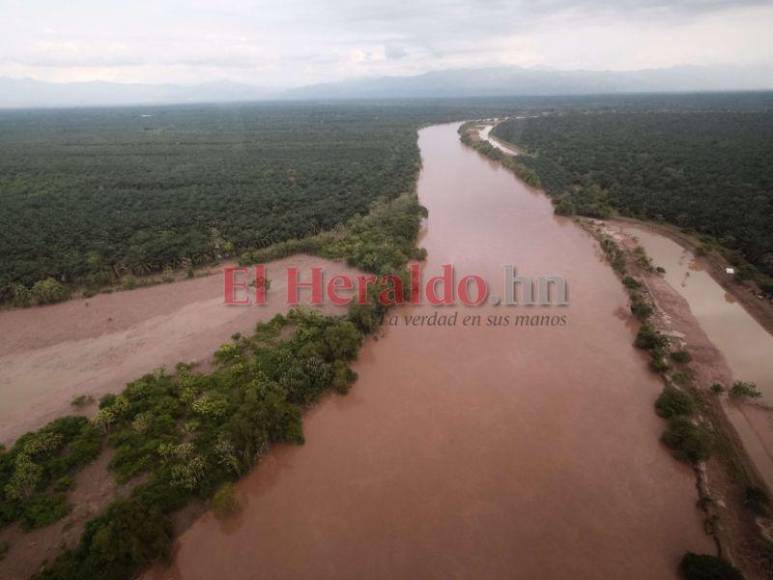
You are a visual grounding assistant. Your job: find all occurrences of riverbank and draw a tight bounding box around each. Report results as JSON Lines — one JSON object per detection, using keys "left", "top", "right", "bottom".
{"left": 0, "top": 255, "right": 360, "bottom": 447}
{"left": 612, "top": 217, "right": 773, "bottom": 338}
{"left": 585, "top": 218, "right": 773, "bottom": 579}
{"left": 0, "top": 256, "right": 364, "bottom": 580}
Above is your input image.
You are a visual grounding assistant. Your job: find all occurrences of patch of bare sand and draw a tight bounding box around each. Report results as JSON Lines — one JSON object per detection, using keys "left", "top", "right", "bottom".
{"left": 0, "top": 255, "right": 359, "bottom": 446}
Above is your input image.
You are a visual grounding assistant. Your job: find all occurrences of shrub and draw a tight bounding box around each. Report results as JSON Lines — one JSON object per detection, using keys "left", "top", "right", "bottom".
{"left": 38, "top": 500, "right": 174, "bottom": 580}
{"left": 672, "top": 371, "right": 693, "bottom": 387}
{"left": 21, "top": 494, "right": 70, "bottom": 530}
{"left": 212, "top": 483, "right": 240, "bottom": 519}
{"left": 10, "top": 283, "right": 33, "bottom": 307}
{"left": 649, "top": 357, "right": 670, "bottom": 373}
{"left": 635, "top": 324, "right": 668, "bottom": 351}
{"left": 623, "top": 276, "right": 641, "bottom": 289}
{"left": 729, "top": 381, "right": 762, "bottom": 401}
{"left": 655, "top": 387, "right": 695, "bottom": 419}
{"left": 662, "top": 417, "right": 712, "bottom": 463}
{"left": 31, "top": 278, "right": 71, "bottom": 305}
{"left": 121, "top": 275, "right": 137, "bottom": 290}
{"left": 671, "top": 350, "right": 692, "bottom": 364}
{"left": 631, "top": 300, "right": 653, "bottom": 321}
{"left": 71, "top": 395, "right": 95, "bottom": 408}
{"left": 0, "top": 541, "right": 8, "bottom": 562}
{"left": 54, "top": 476, "right": 74, "bottom": 492}
{"left": 679, "top": 552, "right": 744, "bottom": 580}
{"left": 710, "top": 383, "right": 725, "bottom": 395}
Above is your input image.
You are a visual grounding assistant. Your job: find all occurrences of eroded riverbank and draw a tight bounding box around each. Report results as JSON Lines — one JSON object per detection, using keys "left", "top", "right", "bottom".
{"left": 147, "top": 123, "right": 711, "bottom": 580}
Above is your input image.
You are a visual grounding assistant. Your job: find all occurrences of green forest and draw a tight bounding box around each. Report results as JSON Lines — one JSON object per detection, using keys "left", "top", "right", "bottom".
{"left": 492, "top": 103, "right": 773, "bottom": 288}
{"left": 0, "top": 100, "right": 536, "bottom": 304}
{"left": 3, "top": 93, "right": 773, "bottom": 304}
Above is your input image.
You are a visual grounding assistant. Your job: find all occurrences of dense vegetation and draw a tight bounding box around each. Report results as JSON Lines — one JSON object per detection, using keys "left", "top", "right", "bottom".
{"left": 0, "top": 193, "right": 426, "bottom": 580}
{"left": 0, "top": 104, "right": 420, "bottom": 299}
{"left": 458, "top": 122, "right": 541, "bottom": 187}
{"left": 0, "top": 100, "right": 541, "bottom": 304}
{"left": 0, "top": 417, "right": 102, "bottom": 530}
{"left": 492, "top": 100, "right": 773, "bottom": 290}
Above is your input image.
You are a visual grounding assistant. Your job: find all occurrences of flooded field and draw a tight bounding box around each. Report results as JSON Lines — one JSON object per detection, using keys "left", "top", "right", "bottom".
{"left": 148, "top": 124, "right": 710, "bottom": 580}
{"left": 621, "top": 225, "right": 773, "bottom": 493}
{"left": 0, "top": 255, "right": 357, "bottom": 445}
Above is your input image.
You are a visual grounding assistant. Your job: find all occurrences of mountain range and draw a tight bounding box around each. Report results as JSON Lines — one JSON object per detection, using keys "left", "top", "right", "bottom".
{"left": 2, "top": 64, "right": 773, "bottom": 108}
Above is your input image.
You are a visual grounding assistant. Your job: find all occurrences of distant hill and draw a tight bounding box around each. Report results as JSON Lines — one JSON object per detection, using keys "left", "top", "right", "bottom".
{"left": 0, "top": 78, "right": 276, "bottom": 108}
{"left": 2, "top": 65, "right": 773, "bottom": 108}
{"left": 286, "top": 65, "right": 773, "bottom": 99}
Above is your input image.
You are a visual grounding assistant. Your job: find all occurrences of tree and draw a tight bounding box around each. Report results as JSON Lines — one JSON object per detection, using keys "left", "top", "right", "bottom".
{"left": 729, "top": 381, "right": 762, "bottom": 400}
{"left": 30, "top": 278, "right": 71, "bottom": 305}
{"left": 324, "top": 321, "right": 363, "bottom": 361}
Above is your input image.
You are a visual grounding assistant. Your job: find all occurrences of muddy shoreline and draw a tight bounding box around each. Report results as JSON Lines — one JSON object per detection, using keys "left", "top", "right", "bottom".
{"left": 0, "top": 255, "right": 359, "bottom": 446}
{"left": 586, "top": 218, "right": 773, "bottom": 579}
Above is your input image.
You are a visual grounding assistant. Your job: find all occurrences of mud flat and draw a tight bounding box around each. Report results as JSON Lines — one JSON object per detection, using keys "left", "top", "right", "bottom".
{"left": 0, "top": 255, "right": 358, "bottom": 446}
{"left": 148, "top": 124, "right": 710, "bottom": 580}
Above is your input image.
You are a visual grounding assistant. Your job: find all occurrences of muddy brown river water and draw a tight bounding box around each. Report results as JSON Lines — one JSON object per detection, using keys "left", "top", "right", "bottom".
{"left": 146, "top": 123, "right": 711, "bottom": 579}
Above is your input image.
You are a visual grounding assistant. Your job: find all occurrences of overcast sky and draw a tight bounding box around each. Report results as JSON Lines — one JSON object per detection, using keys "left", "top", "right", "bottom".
{"left": 1, "top": 0, "right": 772, "bottom": 87}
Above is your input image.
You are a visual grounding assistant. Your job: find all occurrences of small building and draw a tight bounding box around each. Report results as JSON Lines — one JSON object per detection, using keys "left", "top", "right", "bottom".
{"left": 725, "top": 267, "right": 736, "bottom": 275}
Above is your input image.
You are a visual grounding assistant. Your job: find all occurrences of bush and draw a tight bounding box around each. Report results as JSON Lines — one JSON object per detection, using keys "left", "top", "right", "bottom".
{"left": 10, "top": 283, "right": 33, "bottom": 307}
{"left": 121, "top": 275, "right": 137, "bottom": 290}
{"left": 710, "top": 383, "right": 725, "bottom": 395}
{"left": 71, "top": 395, "right": 95, "bottom": 408}
{"left": 672, "top": 371, "right": 693, "bottom": 387}
{"left": 212, "top": 483, "right": 240, "bottom": 519}
{"left": 54, "top": 476, "right": 74, "bottom": 492}
{"left": 671, "top": 350, "right": 692, "bottom": 364}
{"left": 631, "top": 300, "right": 653, "bottom": 321}
{"left": 635, "top": 324, "right": 668, "bottom": 351}
{"left": 662, "top": 417, "right": 712, "bottom": 463}
{"left": 31, "top": 278, "right": 71, "bottom": 305}
{"left": 0, "top": 541, "right": 9, "bottom": 562}
{"left": 649, "top": 357, "right": 670, "bottom": 373}
{"left": 679, "top": 552, "right": 744, "bottom": 580}
{"left": 21, "top": 494, "right": 70, "bottom": 530}
{"left": 623, "top": 276, "right": 641, "bottom": 289}
{"left": 729, "top": 381, "right": 762, "bottom": 401}
{"left": 655, "top": 387, "right": 695, "bottom": 418}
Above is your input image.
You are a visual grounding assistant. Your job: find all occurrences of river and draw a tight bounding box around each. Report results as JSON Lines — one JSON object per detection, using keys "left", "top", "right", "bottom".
{"left": 148, "top": 123, "right": 711, "bottom": 580}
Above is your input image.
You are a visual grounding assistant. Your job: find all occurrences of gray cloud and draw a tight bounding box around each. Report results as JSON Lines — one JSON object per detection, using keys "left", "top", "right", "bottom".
{"left": 0, "top": 0, "right": 771, "bottom": 85}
